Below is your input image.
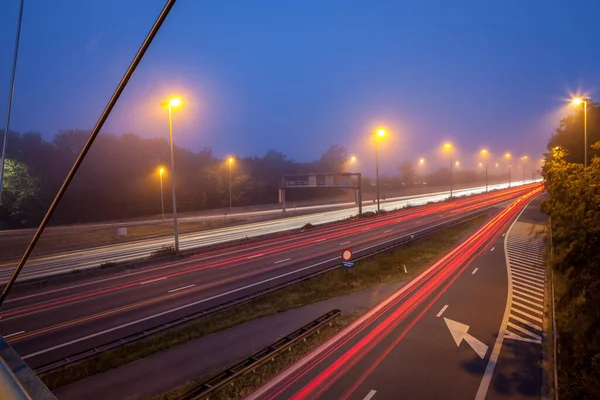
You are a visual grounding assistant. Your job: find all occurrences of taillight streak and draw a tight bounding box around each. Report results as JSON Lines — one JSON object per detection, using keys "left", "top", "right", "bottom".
{"left": 266, "top": 188, "right": 541, "bottom": 400}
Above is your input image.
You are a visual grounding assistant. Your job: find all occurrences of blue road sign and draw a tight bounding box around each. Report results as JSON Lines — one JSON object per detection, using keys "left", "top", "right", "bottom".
{"left": 342, "top": 261, "right": 355, "bottom": 268}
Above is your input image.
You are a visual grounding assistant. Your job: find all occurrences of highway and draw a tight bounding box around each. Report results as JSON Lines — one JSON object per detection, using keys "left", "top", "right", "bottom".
{"left": 247, "top": 187, "right": 547, "bottom": 400}
{"left": 1, "top": 180, "right": 537, "bottom": 282}
{"left": 0, "top": 184, "right": 539, "bottom": 370}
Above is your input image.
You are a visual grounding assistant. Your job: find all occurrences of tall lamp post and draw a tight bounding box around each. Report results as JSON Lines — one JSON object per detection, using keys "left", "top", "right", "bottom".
{"left": 480, "top": 149, "right": 488, "bottom": 192}
{"left": 505, "top": 153, "right": 511, "bottom": 187}
{"left": 163, "top": 97, "right": 181, "bottom": 251}
{"left": 521, "top": 156, "right": 528, "bottom": 184}
{"left": 444, "top": 143, "right": 453, "bottom": 197}
{"left": 372, "top": 129, "right": 387, "bottom": 212}
{"left": 228, "top": 157, "right": 234, "bottom": 212}
{"left": 159, "top": 167, "right": 165, "bottom": 220}
{"left": 572, "top": 97, "right": 588, "bottom": 167}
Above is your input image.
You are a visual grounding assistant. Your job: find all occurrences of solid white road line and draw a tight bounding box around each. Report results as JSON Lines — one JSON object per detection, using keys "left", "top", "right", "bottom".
{"left": 512, "top": 283, "right": 544, "bottom": 298}
{"left": 513, "top": 289, "right": 543, "bottom": 302}
{"left": 512, "top": 275, "right": 544, "bottom": 289}
{"left": 511, "top": 307, "right": 543, "bottom": 323}
{"left": 4, "top": 331, "right": 25, "bottom": 339}
{"left": 509, "top": 313, "right": 542, "bottom": 331}
{"left": 511, "top": 269, "right": 545, "bottom": 283}
{"left": 436, "top": 305, "right": 449, "bottom": 317}
{"left": 274, "top": 258, "right": 291, "bottom": 264}
{"left": 21, "top": 256, "right": 339, "bottom": 360}
{"left": 513, "top": 294, "right": 544, "bottom": 309}
{"left": 507, "top": 321, "right": 542, "bottom": 340}
{"left": 472, "top": 268, "right": 479, "bottom": 275}
{"left": 475, "top": 195, "right": 534, "bottom": 400}
{"left": 168, "top": 284, "right": 195, "bottom": 293}
{"left": 363, "top": 390, "right": 377, "bottom": 400}
{"left": 139, "top": 277, "right": 168, "bottom": 285}
{"left": 339, "top": 241, "right": 351, "bottom": 246}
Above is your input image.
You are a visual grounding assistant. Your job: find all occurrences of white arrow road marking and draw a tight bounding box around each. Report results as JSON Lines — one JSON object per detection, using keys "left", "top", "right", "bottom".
{"left": 444, "top": 317, "right": 488, "bottom": 359}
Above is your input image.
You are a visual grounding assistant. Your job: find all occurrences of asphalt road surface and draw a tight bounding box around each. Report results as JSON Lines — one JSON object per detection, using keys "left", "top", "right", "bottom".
{"left": 0, "top": 185, "right": 538, "bottom": 370}
{"left": 0, "top": 181, "right": 538, "bottom": 282}
{"left": 247, "top": 188, "right": 547, "bottom": 400}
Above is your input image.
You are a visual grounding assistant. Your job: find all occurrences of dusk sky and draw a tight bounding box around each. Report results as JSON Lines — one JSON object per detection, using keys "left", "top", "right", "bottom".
{"left": 1, "top": 0, "right": 599, "bottom": 174}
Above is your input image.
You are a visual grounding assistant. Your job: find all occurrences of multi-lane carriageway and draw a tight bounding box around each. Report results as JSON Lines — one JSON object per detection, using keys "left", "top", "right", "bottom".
{"left": 248, "top": 186, "right": 546, "bottom": 400}
{"left": 1, "top": 184, "right": 540, "bottom": 370}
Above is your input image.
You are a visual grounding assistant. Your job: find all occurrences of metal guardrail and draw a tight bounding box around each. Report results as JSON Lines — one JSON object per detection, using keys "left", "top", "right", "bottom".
{"left": 176, "top": 309, "right": 341, "bottom": 400}
{"left": 34, "top": 190, "right": 527, "bottom": 375}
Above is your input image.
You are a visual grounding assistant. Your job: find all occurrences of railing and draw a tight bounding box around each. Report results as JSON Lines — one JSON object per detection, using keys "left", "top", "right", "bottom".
{"left": 176, "top": 309, "right": 341, "bottom": 400}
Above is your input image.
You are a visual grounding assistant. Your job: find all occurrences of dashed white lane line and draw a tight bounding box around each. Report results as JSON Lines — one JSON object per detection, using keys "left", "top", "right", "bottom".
{"left": 363, "top": 389, "right": 377, "bottom": 400}
{"left": 168, "top": 284, "right": 195, "bottom": 293}
{"left": 140, "top": 277, "right": 168, "bottom": 285}
{"left": 490, "top": 247, "right": 495, "bottom": 252}
{"left": 472, "top": 268, "right": 479, "bottom": 275}
{"left": 436, "top": 305, "right": 449, "bottom": 317}
{"left": 274, "top": 258, "right": 291, "bottom": 264}
{"left": 502, "top": 233, "right": 506, "bottom": 237}
{"left": 4, "top": 331, "right": 25, "bottom": 339}
{"left": 384, "top": 229, "right": 392, "bottom": 233}
{"left": 247, "top": 253, "right": 264, "bottom": 259}
{"left": 339, "top": 241, "right": 351, "bottom": 246}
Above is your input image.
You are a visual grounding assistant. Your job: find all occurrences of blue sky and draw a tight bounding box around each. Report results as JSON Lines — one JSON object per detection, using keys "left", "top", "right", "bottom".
{"left": 1, "top": 0, "right": 599, "bottom": 174}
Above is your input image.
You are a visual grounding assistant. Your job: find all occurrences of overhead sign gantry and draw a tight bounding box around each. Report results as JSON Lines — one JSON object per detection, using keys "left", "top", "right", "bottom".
{"left": 278, "top": 172, "right": 363, "bottom": 214}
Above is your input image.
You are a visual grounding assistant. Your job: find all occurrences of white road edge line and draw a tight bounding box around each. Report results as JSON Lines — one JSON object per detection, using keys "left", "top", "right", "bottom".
{"left": 3, "top": 331, "right": 25, "bottom": 339}
{"left": 363, "top": 390, "right": 377, "bottom": 400}
{"left": 475, "top": 195, "right": 536, "bottom": 400}
{"left": 274, "top": 258, "right": 291, "bottom": 264}
{"left": 168, "top": 284, "right": 195, "bottom": 293}
{"left": 472, "top": 268, "right": 479, "bottom": 275}
{"left": 21, "top": 256, "right": 339, "bottom": 360}
{"left": 436, "top": 305, "right": 449, "bottom": 317}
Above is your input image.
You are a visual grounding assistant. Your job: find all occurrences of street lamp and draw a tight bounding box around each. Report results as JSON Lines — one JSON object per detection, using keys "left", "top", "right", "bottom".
{"left": 228, "top": 157, "right": 234, "bottom": 212}
{"left": 572, "top": 97, "right": 588, "bottom": 167}
{"left": 159, "top": 167, "right": 165, "bottom": 221}
{"left": 162, "top": 97, "right": 182, "bottom": 251}
{"left": 521, "top": 156, "right": 528, "bottom": 184}
{"left": 444, "top": 143, "right": 454, "bottom": 197}
{"left": 505, "top": 153, "right": 511, "bottom": 187}
{"left": 372, "top": 128, "right": 387, "bottom": 212}
{"left": 481, "top": 149, "right": 489, "bottom": 192}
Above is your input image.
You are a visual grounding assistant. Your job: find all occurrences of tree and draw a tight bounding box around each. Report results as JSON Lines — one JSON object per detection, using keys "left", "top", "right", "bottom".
{"left": 541, "top": 142, "right": 600, "bottom": 399}
{"left": 316, "top": 145, "right": 348, "bottom": 173}
{"left": 0, "top": 159, "right": 43, "bottom": 227}
{"left": 547, "top": 101, "right": 600, "bottom": 165}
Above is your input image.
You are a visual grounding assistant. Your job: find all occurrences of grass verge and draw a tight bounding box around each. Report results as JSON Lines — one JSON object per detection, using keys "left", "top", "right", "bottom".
{"left": 152, "top": 311, "right": 365, "bottom": 400}
{"left": 42, "top": 213, "right": 489, "bottom": 390}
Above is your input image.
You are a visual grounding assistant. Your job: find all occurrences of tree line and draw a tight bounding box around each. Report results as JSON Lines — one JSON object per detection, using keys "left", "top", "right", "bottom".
{"left": 542, "top": 101, "right": 600, "bottom": 399}
{"left": 1, "top": 129, "right": 496, "bottom": 229}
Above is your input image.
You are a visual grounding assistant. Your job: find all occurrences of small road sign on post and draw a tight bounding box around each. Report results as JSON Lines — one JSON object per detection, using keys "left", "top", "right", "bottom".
{"left": 341, "top": 249, "right": 354, "bottom": 268}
